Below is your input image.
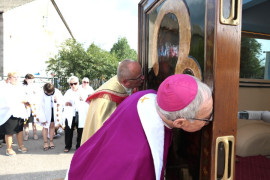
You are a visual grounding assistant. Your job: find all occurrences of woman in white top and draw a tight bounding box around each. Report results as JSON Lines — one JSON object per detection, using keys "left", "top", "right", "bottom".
{"left": 35, "top": 83, "right": 64, "bottom": 150}
{"left": 63, "top": 76, "right": 88, "bottom": 152}
{"left": 22, "top": 74, "right": 39, "bottom": 141}
{"left": 1, "top": 72, "right": 28, "bottom": 156}
{"left": 80, "top": 77, "right": 94, "bottom": 100}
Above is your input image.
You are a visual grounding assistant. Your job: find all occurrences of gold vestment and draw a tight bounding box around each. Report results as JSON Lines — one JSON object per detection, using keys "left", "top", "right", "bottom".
{"left": 80, "top": 76, "right": 129, "bottom": 145}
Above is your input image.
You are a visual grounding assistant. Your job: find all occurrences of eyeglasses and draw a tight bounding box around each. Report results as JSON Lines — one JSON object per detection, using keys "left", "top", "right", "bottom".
{"left": 127, "top": 74, "right": 144, "bottom": 81}
{"left": 173, "top": 114, "right": 213, "bottom": 122}
{"left": 44, "top": 90, "right": 55, "bottom": 96}
{"left": 70, "top": 82, "right": 78, "bottom": 86}
{"left": 186, "top": 114, "right": 213, "bottom": 122}
{"left": 83, "top": 81, "right": 89, "bottom": 84}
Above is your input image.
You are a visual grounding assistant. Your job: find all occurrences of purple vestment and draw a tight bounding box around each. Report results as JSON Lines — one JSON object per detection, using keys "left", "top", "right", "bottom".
{"left": 68, "top": 90, "right": 172, "bottom": 180}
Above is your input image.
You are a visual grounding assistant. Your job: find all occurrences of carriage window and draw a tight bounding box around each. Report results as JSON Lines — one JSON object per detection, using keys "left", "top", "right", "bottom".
{"left": 241, "top": 0, "right": 270, "bottom": 80}
{"left": 240, "top": 37, "right": 270, "bottom": 80}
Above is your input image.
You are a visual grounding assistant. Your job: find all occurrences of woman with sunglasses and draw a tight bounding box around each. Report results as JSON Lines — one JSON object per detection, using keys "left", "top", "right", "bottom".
{"left": 63, "top": 76, "right": 88, "bottom": 153}
{"left": 80, "top": 77, "right": 94, "bottom": 100}
{"left": 35, "top": 83, "right": 64, "bottom": 151}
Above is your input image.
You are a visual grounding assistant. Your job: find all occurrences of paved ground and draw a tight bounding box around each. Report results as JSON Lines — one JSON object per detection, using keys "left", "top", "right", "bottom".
{"left": 0, "top": 125, "right": 77, "bottom": 180}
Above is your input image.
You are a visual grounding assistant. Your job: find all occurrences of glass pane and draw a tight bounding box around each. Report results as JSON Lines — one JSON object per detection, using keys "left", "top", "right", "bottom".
{"left": 147, "top": 1, "right": 165, "bottom": 90}
{"left": 157, "top": 12, "right": 179, "bottom": 76}
{"left": 148, "top": 13, "right": 179, "bottom": 90}
{"left": 147, "top": 0, "right": 205, "bottom": 90}
{"left": 222, "top": 0, "right": 232, "bottom": 19}
{"left": 145, "top": 1, "right": 205, "bottom": 180}
{"left": 240, "top": 36, "right": 270, "bottom": 79}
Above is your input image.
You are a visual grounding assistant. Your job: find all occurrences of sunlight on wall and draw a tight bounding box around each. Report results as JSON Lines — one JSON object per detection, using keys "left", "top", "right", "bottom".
{"left": 3, "top": 0, "right": 71, "bottom": 77}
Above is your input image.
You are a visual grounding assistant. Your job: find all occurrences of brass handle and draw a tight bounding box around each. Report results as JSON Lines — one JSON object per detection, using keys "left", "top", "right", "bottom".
{"left": 220, "top": 0, "right": 240, "bottom": 25}
{"left": 215, "top": 136, "right": 235, "bottom": 180}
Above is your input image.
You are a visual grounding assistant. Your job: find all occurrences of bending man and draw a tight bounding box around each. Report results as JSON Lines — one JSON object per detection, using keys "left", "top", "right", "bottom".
{"left": 67, "top": 74, "right": 213, "bottom": 180}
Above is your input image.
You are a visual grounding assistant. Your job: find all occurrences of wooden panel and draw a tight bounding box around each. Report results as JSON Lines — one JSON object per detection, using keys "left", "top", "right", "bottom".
{"left": 201, "top": 0, "right": 242, "bottom": 179}
{"left": 239, "top": 88, "right": 270, "bottom": 110}
{"left": 139, "top": 0, "right": 242, "bottom": 179}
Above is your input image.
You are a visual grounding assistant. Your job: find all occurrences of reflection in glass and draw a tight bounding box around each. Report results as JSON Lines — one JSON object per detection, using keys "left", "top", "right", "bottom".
{"left": 158, "top": 13, "right": 179, "bottom": 59}
{"left": 145, "top": 1, "right": 206, "bottom": 179}
{"left": 157, "top": 13, "right": 179, "bottom": 80}
{"left": 148, "top": 13, "right": 179, "bottom": 90}
{"left": 183, "top": 68, "right": 194, "bottom": 76}
{"left": 240, "top": 36, "right": 270, "bottom": 79}
{"left": 222, "top": 0, "right": 232, "bottom": 19}
{"left": 147, "top": 0, "right": 166, "bottom": 86}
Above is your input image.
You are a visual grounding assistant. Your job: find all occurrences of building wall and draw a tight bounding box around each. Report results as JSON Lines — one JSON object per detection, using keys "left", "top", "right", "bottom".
{"left": 3, "top": 0, "right": 71, "bottom": 76}
{"left": 0, "top": 12, "right": 3, "bottom": 77}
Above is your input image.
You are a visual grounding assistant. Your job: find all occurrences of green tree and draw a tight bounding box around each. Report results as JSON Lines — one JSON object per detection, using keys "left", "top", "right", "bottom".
{"left": 46, "top": 39, "right": 120, "bottom": 91}
{"left": 86, "top": 43, "right": 119, "bottom": 80}
{"left": 240, "top": 37, "right": 264, "bottom": 79}
{"left": 110, "top": 37, "right": 137, "bottom": 61}
{"left": 46, "top": 37, "right": 137, "bottom": 92}
{"left": 46, "top": 39, "right": 88, "bottom": 91}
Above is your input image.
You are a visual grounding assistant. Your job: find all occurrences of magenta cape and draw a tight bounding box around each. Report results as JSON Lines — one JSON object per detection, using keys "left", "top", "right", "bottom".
{"left": 68, "top": 90, "right": 172, "bottom": 180}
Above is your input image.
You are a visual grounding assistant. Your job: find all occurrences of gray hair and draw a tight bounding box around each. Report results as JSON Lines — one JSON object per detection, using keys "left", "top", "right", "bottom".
{"left": 82, "top": 77, "right": 89, "bottom": 82}
{"left": 117, "top": 59, "right": 136, "bottom": 81}
{"left": 67, "top": 76, "right": 79, "bottom": 83}
{"left": 155, "top": 76, "right": 212, "bottom": 121}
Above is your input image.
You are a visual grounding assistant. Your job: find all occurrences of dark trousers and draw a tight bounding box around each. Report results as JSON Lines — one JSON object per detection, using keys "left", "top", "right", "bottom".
{"left": 0, "top": 124, "right": 5, "bottom": 141}
{"left": 65, "top": 117, "right": 83, "bottom": 150}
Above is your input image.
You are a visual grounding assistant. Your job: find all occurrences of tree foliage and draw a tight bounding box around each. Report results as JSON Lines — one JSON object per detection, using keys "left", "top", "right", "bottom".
{"left": 46, "top": 39, "right": 88, "bottom": 91}
{"left": 110, "top": 37, "right": 137, "bottom": 61}
{"left": 46, "top": 37, "right": 137, "bottom": 92}
{"left": 240, "top": 37, "right": 264, "bottom": 79}
{"left": 86, "top": 43, "right": 119, "bottom": 80}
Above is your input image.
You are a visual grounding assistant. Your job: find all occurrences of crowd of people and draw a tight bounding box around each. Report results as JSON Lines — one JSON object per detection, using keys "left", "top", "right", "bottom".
{"left": 0, "top": 59, "right": 144, "bottom": 155}
{"left": 0, "top": 59, "right": 213, "bottom": 180}
{"left": 0, "top": 72, "right": 94, "bottom": 155}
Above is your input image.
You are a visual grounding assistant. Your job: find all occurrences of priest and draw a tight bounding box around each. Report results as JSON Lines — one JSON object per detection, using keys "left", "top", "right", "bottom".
{"left": 67, "top": 74, "right": 213, "bottom": 180}
{"left": 80, "top": 59, "right": 144, "bottom": 145}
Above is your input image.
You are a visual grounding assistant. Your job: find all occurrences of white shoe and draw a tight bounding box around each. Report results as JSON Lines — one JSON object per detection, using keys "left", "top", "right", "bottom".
{"left": 34, "top": 134, "right": 38, "bottom": 140}
{"left": 6, "top": 149, "right": 16, "bottom": 156}
{"left": 24, "top": 135, "right": 29, "bottom": 141}
{"left": 54, "top": 134, "right": 61, "bottom": 138}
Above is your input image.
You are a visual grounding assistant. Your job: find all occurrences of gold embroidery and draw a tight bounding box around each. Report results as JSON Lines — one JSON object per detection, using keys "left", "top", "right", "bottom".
{"left": 140, "top": 97, "right": 149, "bottom": 103}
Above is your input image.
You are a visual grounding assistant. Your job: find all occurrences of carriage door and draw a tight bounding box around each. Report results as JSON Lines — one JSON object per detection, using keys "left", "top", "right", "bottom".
{"left": 138, "top": 0, "right": 242, "bottom": 179}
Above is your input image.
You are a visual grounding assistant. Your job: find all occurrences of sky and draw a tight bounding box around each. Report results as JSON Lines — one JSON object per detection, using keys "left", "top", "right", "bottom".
{"left": 55, "top": 0, "right": 140, "bottom": 51}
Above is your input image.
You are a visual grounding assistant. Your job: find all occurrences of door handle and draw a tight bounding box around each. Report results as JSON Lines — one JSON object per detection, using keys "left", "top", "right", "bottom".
{"left": 215, "top": 136, "right": 235, "bottom": 180}
{"left": 220, "top": 0, "right": 241, "bottom": 25}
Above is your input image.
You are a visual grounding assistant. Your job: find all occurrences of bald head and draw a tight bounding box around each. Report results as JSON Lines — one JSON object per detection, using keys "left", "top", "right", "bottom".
{"left": 117, "top": 59, "right": 144, "bottom": 89}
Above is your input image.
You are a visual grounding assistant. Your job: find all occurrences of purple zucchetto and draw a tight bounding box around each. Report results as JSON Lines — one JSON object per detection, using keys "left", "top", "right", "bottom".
{"left": 157, "top": 74, "right": 198, "bottom": 112}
